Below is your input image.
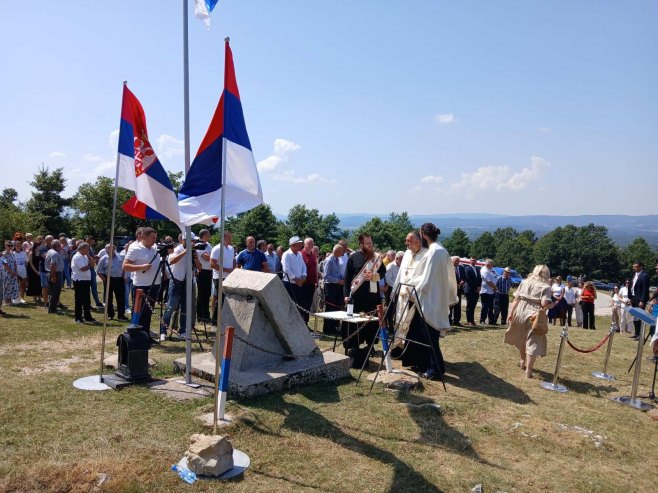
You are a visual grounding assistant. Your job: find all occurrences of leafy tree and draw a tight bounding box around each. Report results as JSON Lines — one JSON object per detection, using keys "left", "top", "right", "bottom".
{"left": 350, "top": 212, "right": 415, "bottom": 252}
{"left": 278, "top": 204, "right": 341, "bottom": 250}
{"left": 492, "top": 227, "right": 518, "bottom": 244}
{"left": 443, "top": 228, "right": 471, "bottom": 257}
{"left": 495, "top": 236, "right": 535, "bottom": 275}
{"left": 0, "top": 188, "right": 19, "bottom": 209}
{"left": 470, "top": 231, "right": 496, "bottom": 259}
{"left": 224, "top": 204, "right": 280, "bottom": 251}
{"left": 620, "top": 237, "right": 657, "bottom": 284}
{"left": 26, "top": 166, "right": 71, "bottom": 235}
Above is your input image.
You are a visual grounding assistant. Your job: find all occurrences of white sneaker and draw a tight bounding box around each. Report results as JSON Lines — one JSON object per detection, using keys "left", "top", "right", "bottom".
{"left": 19, "top": 299, "right": 27, "bottom": 304}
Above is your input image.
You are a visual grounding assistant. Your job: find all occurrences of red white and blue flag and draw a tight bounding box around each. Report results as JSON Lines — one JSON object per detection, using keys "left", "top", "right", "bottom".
{"left": 117, "top": 84, "right": 181, "bottom": 227}
{"left": 178, "top": 40, "right": 263, "bottom": 226}
{"left": 194, "top": 0, "right": 219, "bottom": 28}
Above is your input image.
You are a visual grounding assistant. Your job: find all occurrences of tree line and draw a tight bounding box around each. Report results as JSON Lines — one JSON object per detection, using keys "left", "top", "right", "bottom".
{"left": 2, "top": 166, "right": 656, "bottom": 285}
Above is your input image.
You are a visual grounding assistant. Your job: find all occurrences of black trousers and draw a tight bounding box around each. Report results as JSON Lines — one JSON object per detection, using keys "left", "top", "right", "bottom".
{"left": 74, "top": 280, "right": 92, "bottom": 321}
{"left": 566, "top": 304, "right": 575, "bottom": 326}
{"left": 400, "top": 310, "right": 444, "bottom": 374}
{"left": 582, "top": 301, "right": 596, "bottom": 329}
{"left": 450, "top": 291, "right": 462, "bottom": 325}
{"left": 480, "top": 293, "right": 495, "bottom": 324}
{"left": 105, "top": 276, "right": 125, "bottom": 318}
{"left": 465, "top": 292, "right": 479, "bottom": 324}
{"left": 493, "top": 292, "right": 509, "bottom": 324}
{"left": 323, "top": 283, "right": 344, "bottom": 334}
{"left": 48, "top": 272, "right": 62, "bottom": 313}
{"left": 298, "top": 284, "right": 315, "bottom": 323}
{"left": 133, "top": 284, "right": 160, "bottom": 333}
{"left": 197, "top": 269, "right": 212, "bottom": 321}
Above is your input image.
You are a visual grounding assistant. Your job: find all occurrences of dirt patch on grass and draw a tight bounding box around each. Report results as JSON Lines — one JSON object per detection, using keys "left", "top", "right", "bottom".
{"left": 0, "top": 335, "right": 104, "bottom": 357}
{"left": 15, "top": 355, "right": 96, "bottom": 375}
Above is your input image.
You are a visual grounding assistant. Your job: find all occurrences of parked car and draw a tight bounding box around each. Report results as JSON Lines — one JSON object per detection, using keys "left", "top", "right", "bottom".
{"left": 492, "top": 267, "right": 524, "bottom": 287}
{"left": 592, "top": 281, "right": 608, "bottom": 291}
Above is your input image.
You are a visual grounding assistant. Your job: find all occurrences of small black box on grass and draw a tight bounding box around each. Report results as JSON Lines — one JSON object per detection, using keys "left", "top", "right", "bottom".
{"left": 115, "top": 324, "right": 152, "bottom": 383}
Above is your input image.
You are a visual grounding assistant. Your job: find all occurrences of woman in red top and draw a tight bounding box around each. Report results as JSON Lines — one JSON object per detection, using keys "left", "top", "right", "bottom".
{"left": 580, "top": 281, "right": 597, "bottom": 330}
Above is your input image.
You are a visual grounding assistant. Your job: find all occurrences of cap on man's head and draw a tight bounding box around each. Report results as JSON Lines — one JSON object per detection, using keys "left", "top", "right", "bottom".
{"left": 289, "top": 235, "right": 303, "bottom": 246}
{"left": 181, "top": 232, "right": 198, "bottom": 241}
{"left": 504, "top": 267, "right": 511, "bottom": 272}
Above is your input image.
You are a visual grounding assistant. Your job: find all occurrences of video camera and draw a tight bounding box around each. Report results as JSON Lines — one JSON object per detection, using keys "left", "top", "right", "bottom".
{"left": 155, "top": 242, "right": 175, "bottom": 257}
{"left": 191, "top": 241, "right": 207, "bottom": 251}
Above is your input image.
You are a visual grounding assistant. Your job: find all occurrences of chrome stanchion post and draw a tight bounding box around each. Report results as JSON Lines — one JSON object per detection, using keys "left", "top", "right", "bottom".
{"left": 541, "top": 325, "right": 569, "bottom": 393}
{"left": 592, "top": 324, "right": 616, "bottom": 381}
{"left": 612, "top": 320, "right": 654, "bottom": 411}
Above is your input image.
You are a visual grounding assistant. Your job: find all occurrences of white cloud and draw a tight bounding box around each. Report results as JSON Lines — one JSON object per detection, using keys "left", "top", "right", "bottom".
{"left": 420, "top": 175, "right": 444, "bottom": 184}
{"left": 82, "top": 153, "right": 103, "bottom": 163}
{"left": 273, "top": 172, "right": 336, "bottom": 185}
{"left": 537, "top": 127, "right": 551, "bottom": 133}
{"left": 451, "top": 156, "right": 550, "bottom": 193}
{"left": 109, "top": 129, "right": 120, "bottom": 149}
{"left": 94, "top": 161, "right": 116, "bottom": 174}
{"left": 434, "top": 113, "right": 455, "bottom": 125}
{"left": 257, "top": 138, "right": 301, "bottom": 172}
{"left": 49, "top": 151, "right": 66, "bottom": 159}
{"left": 156, "top": 134, "right": 184, "bottom": 163}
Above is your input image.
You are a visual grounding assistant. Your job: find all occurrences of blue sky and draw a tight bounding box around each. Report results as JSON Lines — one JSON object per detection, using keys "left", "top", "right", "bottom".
{"left": 1, "top": 1, "right": 656, "bottom": 216}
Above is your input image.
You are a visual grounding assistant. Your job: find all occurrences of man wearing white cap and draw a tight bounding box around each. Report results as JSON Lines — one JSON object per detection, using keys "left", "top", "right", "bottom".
{"left": 162, "top": 232, "right": 201, "bottom": 338}
{"left": 282, "top": 236, "right": 307, "bottom": 316}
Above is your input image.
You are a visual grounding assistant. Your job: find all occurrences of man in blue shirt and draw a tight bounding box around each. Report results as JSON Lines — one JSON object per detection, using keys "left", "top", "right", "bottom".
{"left": 236, "top": 236, "right": 269, "bottom": 272}
{"left": 322, "top": 244, "right": 345, "bottom": 334}
{"left": 493, "top": 267, "right": 512, "bottom": 325}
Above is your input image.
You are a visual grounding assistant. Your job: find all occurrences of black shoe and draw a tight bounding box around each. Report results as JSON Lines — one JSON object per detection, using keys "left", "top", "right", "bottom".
{"left": 57, "top": 303, "right": 67, "bottom": 309}
{"left": 95, "top": 303, "right": 105, "bottom": 308}
{"left": 85, "top": 318, "right": 99, "bottom": 324}
{"left": 117, "top": 316, "right": 129, "bottom": 321}
{"left": 631, "top": 336, "right": 640, "bottom": 340}
{"left": 453, "top": 322, "right": 463, "bottom": 327}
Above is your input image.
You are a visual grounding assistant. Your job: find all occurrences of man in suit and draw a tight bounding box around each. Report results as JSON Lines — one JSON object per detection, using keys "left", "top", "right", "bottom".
{"left": 463, "top": 257, "right": 481, "bottom": 327}
{"left": 450, "top": 256, "right": 466, "bottom": 326}
{"left": 630, "top": 261, "right": 650, "bottom": 340}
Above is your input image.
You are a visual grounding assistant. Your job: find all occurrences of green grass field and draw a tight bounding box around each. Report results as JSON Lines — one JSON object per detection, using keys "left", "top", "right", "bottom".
{"left": 1, "top": 289, "right": 657, "bottom": 492}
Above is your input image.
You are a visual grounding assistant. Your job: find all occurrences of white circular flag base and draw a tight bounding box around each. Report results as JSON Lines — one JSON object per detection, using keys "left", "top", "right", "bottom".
{"left": 73, "top": 375, "right": 112, "bottom": 391}
{"left": 178, "top": 449, "right": 250, "bottom": 480}
{"left": 540, "top": 381, "right": 568, "bottom": 393}
{"left": 591, "top": 370, "right": 615, "bottom": 381}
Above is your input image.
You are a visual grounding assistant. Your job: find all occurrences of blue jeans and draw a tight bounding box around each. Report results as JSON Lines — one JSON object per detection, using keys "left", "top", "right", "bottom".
{"left": 124, "top": 279, "right": 132, "bottom": 314}
{"left": 62, "top": 259, "right": 72, "bottom": 288}
{"left": 90, "top": 268, "right": 101, "bottom": 305}
{"left": 163, "top": 279, "right": 188, "bottom": 337}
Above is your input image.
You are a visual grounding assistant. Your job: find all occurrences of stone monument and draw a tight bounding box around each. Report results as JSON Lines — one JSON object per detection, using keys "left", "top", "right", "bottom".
{"left": 174, "top": 270, "right": 350, "bottom": 396}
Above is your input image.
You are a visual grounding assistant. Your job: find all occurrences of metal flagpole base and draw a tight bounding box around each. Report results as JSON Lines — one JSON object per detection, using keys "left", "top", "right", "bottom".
{"left": 611, "top": 395, "right": 655, "bottom": 411}
{"left": 540, "top": 381, "right": 568, "bottom": 393}
{"left": 73, "top": 375, "right": 112, "bottom": 391}
{"left": 591, "top": 370, "right": 615, "bottom": 381}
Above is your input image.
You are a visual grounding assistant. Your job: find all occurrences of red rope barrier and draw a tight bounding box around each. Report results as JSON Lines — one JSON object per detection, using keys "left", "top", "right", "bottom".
{"left": 566, "top": 333, "right": 610, "bottom": 354}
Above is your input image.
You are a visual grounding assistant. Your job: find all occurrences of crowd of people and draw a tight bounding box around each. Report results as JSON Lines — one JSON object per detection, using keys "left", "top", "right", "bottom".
{"left": 2, "top": 226, "right": 655, "bottom": 381}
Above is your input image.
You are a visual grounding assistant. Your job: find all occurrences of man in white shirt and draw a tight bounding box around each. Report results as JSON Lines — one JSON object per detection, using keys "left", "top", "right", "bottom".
{"left": 384, "top": 251, "right": 404, "bottom": 304}
{"left": 563, "top": 279, "right": 577, "bottom": 327}
{"left": 479, "top": 259, "right": 497, "bottom": 325}
{"left": 210, "top": 230, "right": 236, "bottom": 322}
{"left": 281, "top": 236, "right": 307, "bottom": 305}
{"left": 123, "top": 227, "right": 161, "bottom": 338}
{"left": 71, "top": 242, "right": 96, "bottom": 323}
{"left": 618, "top": 279, "right": 633, "bottom": 333}
{"left": 162, "top": 233, "right": 202, "bottom": 338}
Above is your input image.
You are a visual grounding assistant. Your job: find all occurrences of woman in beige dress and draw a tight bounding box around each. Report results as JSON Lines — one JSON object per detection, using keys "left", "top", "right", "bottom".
{"left": 504, "top": 265, "right": 555, "bottom": 378}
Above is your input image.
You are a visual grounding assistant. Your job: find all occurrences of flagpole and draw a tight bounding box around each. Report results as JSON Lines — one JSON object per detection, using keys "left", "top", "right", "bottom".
{"left": 98, "top": 80, "right": 127, "bottom": 383}
{"left": 213, "top": 36, "right": 231, "bottom": 434}
{"left": 183, "top": 0, "right": 193, "bottom": 385}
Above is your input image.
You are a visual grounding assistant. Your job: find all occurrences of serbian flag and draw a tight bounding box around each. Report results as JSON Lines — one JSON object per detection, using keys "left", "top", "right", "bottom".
{"left": 178, "top": 39, "right": 263, "bottom": 226}
{"left": 194, "top": 0, "right": 219, "bottom": 28}
{"left": 117, "top": 84, "right": 182, "bottom": 228}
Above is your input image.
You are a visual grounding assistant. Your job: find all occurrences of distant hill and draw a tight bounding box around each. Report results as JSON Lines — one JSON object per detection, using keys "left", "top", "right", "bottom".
{"left": 334, "top": 214, "right": 658, "bottom": 248}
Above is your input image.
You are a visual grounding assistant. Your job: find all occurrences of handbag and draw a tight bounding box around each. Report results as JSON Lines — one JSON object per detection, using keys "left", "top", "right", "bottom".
{"left": 531, "top": 309, "right": 549, "bottom": 336}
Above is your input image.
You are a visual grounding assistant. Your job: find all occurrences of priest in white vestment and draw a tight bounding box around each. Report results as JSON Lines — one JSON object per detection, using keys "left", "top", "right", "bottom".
{"left": 392, "top": 230, "right": 446, "bottom": 379}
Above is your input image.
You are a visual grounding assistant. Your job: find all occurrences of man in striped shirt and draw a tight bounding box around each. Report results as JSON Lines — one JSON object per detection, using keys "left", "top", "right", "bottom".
{"left": 493, "top": 267, "right": 512, "bottom": 325}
